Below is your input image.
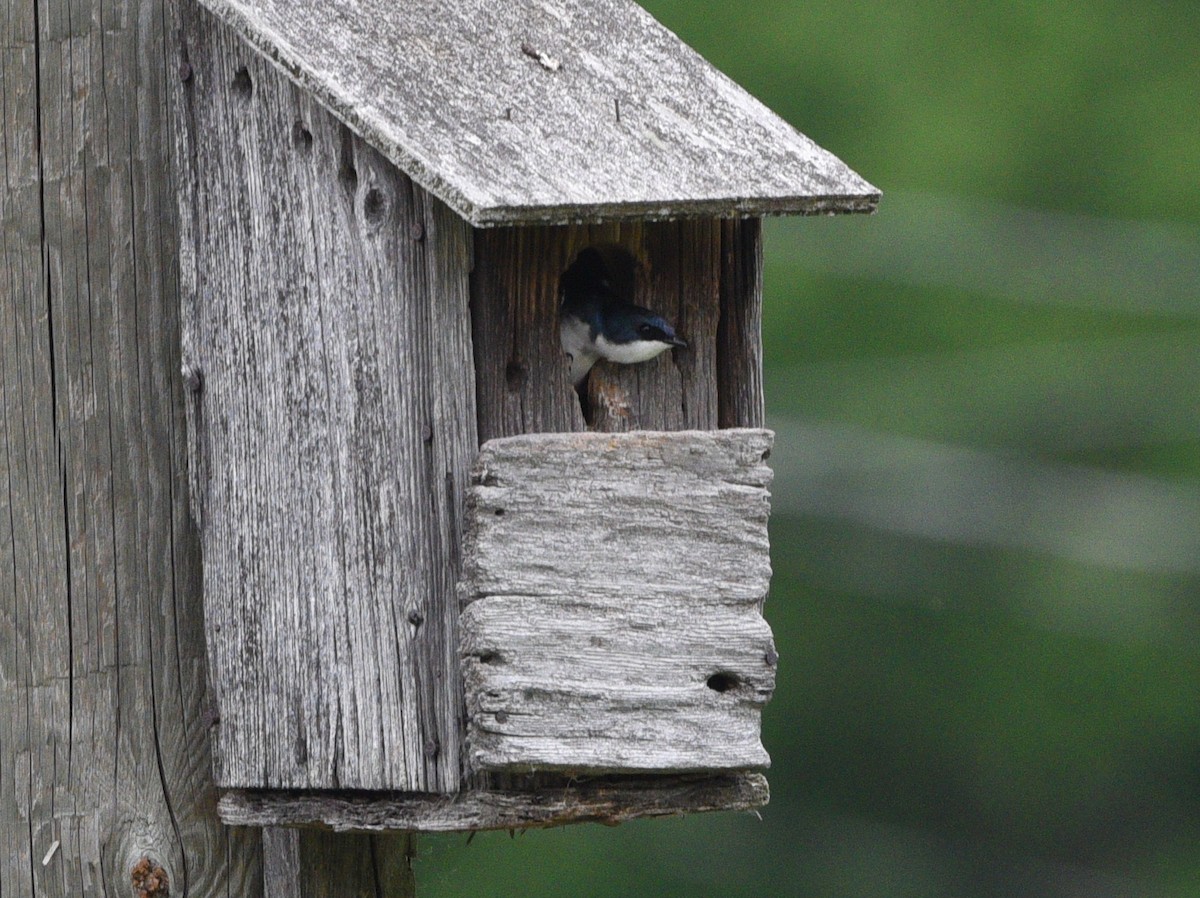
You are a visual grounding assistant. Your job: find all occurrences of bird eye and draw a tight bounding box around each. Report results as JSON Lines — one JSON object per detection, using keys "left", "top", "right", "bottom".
{"left": 638, "top": 323, "right": 655, "bottom": 336}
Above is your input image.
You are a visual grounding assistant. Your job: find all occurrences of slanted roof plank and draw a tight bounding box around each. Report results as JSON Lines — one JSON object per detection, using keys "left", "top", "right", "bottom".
{"left": 199, "top": 0, "right": 879, "bottom": 225}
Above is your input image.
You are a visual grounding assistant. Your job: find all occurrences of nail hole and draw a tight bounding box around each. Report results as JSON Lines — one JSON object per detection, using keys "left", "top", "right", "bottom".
{"left": 363, "top": 187, "right": 386, "bottom": 224}
{"left": 706, "top": 672, "right": 740, "bottom": 693}
{"left": 477, "top": 651, "right": 502, "bottom": 665}
{"left": 231, "top": 65, "right": 253, "bottom": 100}
{"left": 493, "top": 508, "right": 505, "bottom": 516}
{"left": 291, "top": 120, "right": 313, "bottom": 151}
{"left": 505, "top": 360, "right": 527, "bottom": 391}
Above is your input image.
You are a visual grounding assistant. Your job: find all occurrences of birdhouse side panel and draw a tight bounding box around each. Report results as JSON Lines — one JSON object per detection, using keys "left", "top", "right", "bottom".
{"left": 460, "top": 430, "right": 776, "bottom": 774}
{"left": 177, "top": 8, "right": 476, "bottom": 792}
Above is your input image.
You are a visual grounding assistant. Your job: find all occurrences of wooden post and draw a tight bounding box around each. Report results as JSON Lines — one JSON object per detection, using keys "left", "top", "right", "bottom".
{"left": 0, "top": 0, "right": 411, "bottom": 893}
{"left": 0, "top": 0, "right": 260, "bottom": 892}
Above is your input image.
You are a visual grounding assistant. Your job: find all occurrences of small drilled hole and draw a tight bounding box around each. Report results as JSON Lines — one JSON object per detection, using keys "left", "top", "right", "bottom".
{"left": 291, "top": 120, "right": 313, "bottom": 151}
{"left": 231, "top": 66, "right": 253, "bottom": 99}
{"left": 707, "top": 672, "right": 740, "bottom": 693}
{"left": 477, "top": 651, "right": 502, "bottom": 665}
{"left": 493, "top": 508, "right": 505, "bottom": 516}
{"left": 363, "top": 187, "right": 386, "bottom": 224}
{"left": 505, "top": 360, "right": 527, "bottom": 391}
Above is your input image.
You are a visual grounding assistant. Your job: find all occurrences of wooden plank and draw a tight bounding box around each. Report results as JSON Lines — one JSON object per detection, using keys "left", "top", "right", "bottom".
{"left": 463, "top": 430, "right": 773, "bottom": 601}
{"left": 220, "top": 774, "right": 769, "bottom": 831}
{"left": 177, "top": 6, "right": 476, "bottom": 792}
{"left": 470, "top": 225, "right": 589, "bottom": 442}
{"left": 0, "top": 0, "right": 263, "bottom": 893}
{"left": 718, "top": 218, "right": 766, "bottom": 428}
{"left": 460, "top": 430, "right": 775, "bottom": 773}
{"left": 193, "top": 0, "right": 879, "bottom": 225}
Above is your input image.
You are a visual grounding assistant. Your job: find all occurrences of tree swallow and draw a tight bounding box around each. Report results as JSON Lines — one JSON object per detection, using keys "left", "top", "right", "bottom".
{"left": 559, "top": 248, "right": 687, "bottom": 386}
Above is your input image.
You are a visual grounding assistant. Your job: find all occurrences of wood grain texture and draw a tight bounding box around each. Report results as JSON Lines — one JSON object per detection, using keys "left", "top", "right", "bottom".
{"left": 0, "top": 0, "right": 263, "bottom": 893}
{"left": 460, "top": 430, "right": 776, "bottom": 773}
{"left": 220, "top": 773, "right": 769, "bottom": 832}
{"left": 717, "top": 218, "right": 765, "bottom": 428}
{"left": 176, "top": 6, "right": 477, "bottom": 792}
{"left": 193, "top": 0, "right": 879, "bottom": 226}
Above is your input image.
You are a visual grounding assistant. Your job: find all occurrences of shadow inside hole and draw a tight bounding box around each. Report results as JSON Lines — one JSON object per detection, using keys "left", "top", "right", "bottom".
{"left": 291, "top": 120, "right": 313, "bottom": 151}
{"left": 363, "top": 187, "right": 387, "bottom": 225}
{"left": 231, "top": 65, "right": 253, "bottom": 99}
{"left": 706, "top": 672, "right": 741, "bottom": 693}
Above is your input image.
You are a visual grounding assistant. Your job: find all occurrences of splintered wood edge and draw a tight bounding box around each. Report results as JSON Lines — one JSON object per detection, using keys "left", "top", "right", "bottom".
{"left": 218, "top": 773, "right": 769, "bottom": 832}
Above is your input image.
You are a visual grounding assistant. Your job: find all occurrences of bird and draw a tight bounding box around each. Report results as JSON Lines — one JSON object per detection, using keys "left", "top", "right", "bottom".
{"left": 559, "top": 248, "right": 687, "bottom": 386}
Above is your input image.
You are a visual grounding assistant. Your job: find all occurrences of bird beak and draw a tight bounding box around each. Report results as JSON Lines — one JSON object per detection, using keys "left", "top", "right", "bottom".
{"left": 668, "top": 336, "right": 688, "bottom": 349}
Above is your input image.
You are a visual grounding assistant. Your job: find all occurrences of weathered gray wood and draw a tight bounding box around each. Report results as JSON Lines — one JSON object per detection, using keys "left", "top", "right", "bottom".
{"left": 460, "top": 430, "right": 775, "bottom": 773}
{"left": 220, "top": 773, "right": 769, "bottom": 831}
{"left": 0, "top": 0, "right": 263, "bottom": 893}
{"left": 470, "top": 226, "right": 589, "bottom": 441}
{"left": 176, "top": 6, "right": 477, "bottom": 792}
{"left": 463, "top": 430, "right": 773, "bottom": 601}
{"left": 717, "top": 218, "right": 766, "bottom": 428}
{"left": 193, "top": 0, "right": 879, "bottom": 226}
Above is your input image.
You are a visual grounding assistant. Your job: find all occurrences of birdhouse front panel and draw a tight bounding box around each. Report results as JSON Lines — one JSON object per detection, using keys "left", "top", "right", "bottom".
{"left": 460, "top": 430, "right": 776, "bottom": 774}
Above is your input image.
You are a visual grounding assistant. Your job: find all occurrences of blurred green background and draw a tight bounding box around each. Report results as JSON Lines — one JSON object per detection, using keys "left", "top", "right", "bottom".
{"left": 421, "top": 1, "right": 1200, "bottom": 894}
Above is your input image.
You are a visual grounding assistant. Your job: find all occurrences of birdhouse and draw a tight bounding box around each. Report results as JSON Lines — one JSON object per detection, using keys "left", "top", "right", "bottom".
{"left": 174, "top": 0, "right": 878, "bottom": 830}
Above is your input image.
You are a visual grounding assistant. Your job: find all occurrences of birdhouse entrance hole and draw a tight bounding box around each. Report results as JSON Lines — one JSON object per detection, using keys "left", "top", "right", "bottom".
{"left": 471, "top": 220, "right": 766, "bottom": 442}
{"left": 558, "top": 244, "right": 646, "bottom": 423}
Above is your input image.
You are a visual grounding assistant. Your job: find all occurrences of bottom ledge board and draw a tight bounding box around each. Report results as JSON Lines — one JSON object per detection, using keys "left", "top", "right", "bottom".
{"left": 218, "top": 772, "right": 768, "bottom": 833}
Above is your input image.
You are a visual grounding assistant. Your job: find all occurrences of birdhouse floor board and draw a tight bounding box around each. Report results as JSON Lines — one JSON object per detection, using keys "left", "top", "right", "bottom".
{"left": 461, "top": 429, "right": 776, "bottom": 774}
{"left": 218, "top": 773, "right": 769, "bottom": 832}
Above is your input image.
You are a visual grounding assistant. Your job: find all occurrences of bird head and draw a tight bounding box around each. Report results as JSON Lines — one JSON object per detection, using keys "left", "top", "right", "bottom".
{"left": 594, "top": 304, "right": 687, "bottom": 364}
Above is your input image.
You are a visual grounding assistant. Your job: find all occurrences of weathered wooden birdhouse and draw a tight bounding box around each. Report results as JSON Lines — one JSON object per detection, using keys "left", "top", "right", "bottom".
{"left": 174, "top": 0, "right": 877, "bottom": 830}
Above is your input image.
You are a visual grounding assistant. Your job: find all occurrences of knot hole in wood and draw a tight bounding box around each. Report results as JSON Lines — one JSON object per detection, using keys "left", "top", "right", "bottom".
{"left": 362, "top": 186, "right": 388, "bottom": 226}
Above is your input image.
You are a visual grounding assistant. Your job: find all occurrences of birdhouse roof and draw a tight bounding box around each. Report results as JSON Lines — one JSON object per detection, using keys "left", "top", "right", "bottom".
{"left": 199, "top": 0, "right": 880, "bottom": 226}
